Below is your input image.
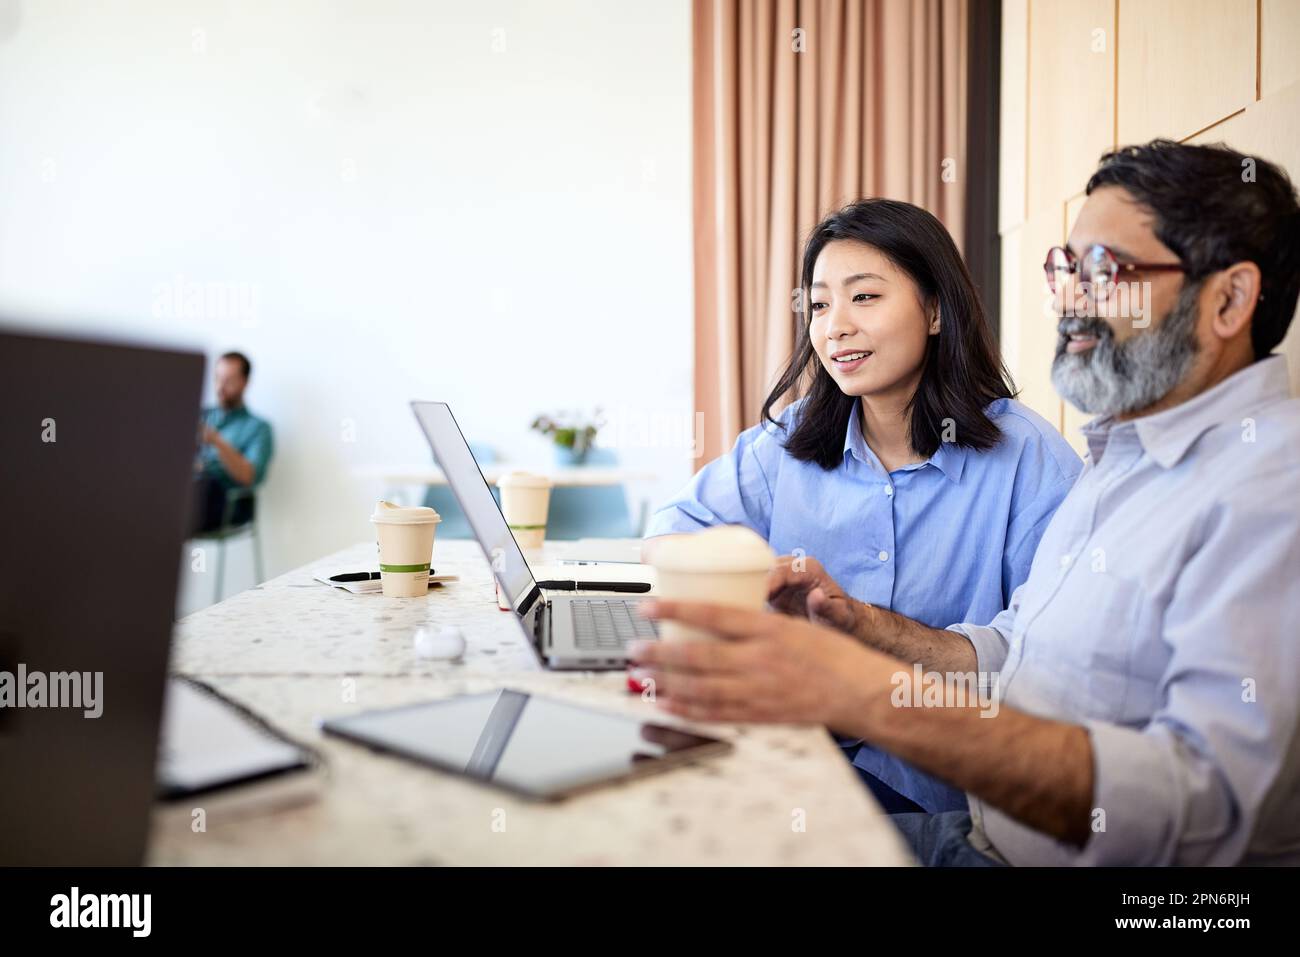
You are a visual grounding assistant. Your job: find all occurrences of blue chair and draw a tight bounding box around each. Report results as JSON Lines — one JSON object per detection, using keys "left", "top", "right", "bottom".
{"left": 422, "top": 443, "right": 497, "bottom": 538}
{"left": 545, "top": 448, "right": 640, "bottom": 539}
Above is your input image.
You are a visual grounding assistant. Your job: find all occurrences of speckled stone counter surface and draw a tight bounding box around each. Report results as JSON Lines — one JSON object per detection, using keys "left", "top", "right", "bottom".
{"left": 148, "top": 539, "right": 912, "bottom": 866}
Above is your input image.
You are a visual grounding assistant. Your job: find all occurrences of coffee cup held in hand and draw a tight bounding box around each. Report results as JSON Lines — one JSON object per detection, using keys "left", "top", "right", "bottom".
{"left": 370, "top": 500, "right": 441, "bottom": 597}
{"left": 497, "top": 471, "right": 552, "bottom": 549}
{"left": 647, "top": 525, "right": 775, "bottom": 641}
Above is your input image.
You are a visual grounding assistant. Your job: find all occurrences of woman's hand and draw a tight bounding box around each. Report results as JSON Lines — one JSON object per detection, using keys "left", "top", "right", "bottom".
{"left": 628, "top": 599, "right": 892, "bottom": 731}
{"left": 767, "top": 554, "right": 866, "bottom": 637}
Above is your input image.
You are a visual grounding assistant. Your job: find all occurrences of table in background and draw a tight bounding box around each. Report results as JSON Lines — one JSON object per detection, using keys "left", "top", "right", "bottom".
{"left": 149, "top": 539, "right": 912, "bottom": 866}
{"left": 350, "top": 463, "right": 658, "bottom": 487}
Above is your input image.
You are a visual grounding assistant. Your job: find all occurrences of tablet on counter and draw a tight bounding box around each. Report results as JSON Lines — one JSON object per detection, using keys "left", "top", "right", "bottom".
{"left": 321, "top": 689, "right": 732, "bottom": 800}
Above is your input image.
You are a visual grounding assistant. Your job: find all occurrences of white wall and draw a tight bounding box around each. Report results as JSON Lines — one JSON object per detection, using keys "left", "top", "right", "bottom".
{"left": 0, "top": 0, "right": 695, "bottom": 607}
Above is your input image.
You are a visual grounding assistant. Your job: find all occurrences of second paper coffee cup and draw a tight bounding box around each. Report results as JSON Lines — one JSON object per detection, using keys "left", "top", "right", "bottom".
{"left": 497, "top": 471, "right": 552, "bottom": 549}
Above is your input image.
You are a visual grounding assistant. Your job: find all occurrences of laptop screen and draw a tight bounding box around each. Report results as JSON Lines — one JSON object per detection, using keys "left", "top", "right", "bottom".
{"left": 410, "top": 402, "right": 538, "bottom": 615}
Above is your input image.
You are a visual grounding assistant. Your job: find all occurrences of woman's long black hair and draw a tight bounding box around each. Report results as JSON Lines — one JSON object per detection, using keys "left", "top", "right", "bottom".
{"left": 761, "top": 198, "right": 1016, "bottom": 470}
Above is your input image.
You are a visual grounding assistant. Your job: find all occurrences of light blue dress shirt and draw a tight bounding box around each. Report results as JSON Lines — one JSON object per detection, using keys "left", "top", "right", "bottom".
{"left": 953, "top": 356, "right": 1300, "bottom": 865}
{"left": 646, "top": 396, "right": 1083, "bottom": 810}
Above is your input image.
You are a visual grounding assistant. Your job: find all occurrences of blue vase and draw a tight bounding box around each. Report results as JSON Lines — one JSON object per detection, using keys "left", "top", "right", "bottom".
{"left": 554, "top": 445, "right": 589, "bottom": 466}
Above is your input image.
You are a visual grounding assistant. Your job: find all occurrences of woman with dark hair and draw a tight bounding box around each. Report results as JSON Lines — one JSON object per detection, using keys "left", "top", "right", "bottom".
{"left": 644, "top": 198, "right": 1082, "bottom": 813}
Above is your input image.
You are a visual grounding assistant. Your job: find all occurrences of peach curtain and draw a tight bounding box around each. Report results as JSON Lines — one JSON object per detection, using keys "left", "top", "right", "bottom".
{"left": 693, "top": 0, "right": 969, "bottom": 462}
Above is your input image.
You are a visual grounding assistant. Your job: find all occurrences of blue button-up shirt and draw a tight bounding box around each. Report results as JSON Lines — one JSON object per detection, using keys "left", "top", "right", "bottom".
{"left": 953, "top": 356, "right": 1300, "bottom": 865}
{"left": 646, "top": 396, "right": 1082, "bottom": 810}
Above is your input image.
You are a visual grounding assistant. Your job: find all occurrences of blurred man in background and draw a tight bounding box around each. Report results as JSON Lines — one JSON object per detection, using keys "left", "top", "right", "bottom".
{"left": 192, "top": 351, "right": 273, "bottom": 533}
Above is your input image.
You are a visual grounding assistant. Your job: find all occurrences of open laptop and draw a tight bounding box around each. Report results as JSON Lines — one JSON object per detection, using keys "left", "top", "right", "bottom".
{"left": 0, "top": 327, "right": 204, "bottom": 864}
{"left": 411, "top": 401, "right": 658, "bottom": 670}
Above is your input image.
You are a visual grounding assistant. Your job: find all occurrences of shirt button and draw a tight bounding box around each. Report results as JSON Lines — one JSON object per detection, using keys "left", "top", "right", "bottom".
{"left": 878, "top": 550, "right": 889, "bottom": 562}
{"left": 884, "top": 485, "right": 894, "bottom": 497}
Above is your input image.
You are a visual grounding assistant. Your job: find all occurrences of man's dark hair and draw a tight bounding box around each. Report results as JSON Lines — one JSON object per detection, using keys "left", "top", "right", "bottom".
{"left": 761, "top": 198, "right": 1015, "bottom": 470}
{"left": 1086, "top": 139, "right": 1300, "bottom": 360}
{"left": 219, "top": 351, "right": 251, "bottom": 379}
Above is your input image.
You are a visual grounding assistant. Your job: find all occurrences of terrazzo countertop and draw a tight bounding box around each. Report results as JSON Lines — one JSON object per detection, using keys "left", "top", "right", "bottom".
{"left": 148, "top": 539, "right": 912, "bottom": 866}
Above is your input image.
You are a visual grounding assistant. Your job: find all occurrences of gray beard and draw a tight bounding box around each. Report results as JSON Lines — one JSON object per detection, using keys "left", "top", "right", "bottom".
{"left": 1050, "top": 282, "right": 1201, "bottom": 417}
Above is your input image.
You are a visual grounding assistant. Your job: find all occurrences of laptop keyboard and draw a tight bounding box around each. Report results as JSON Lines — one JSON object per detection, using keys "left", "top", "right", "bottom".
{"left": 571, "top": 599, "right": 658, "bottom": 650}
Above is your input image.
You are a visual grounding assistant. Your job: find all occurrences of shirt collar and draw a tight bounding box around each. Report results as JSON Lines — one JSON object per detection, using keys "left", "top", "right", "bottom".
{"left": 1080, "top": 355, "right": 1291, "bottom": 470}
{"left": 842, "top": 400, "right": 871, "bottom": 463}
{"left": 928, "top": 440, "right": 968, "bottom": 482}
{"left": 842, "top": 400, "right": 967, "bottom": 482}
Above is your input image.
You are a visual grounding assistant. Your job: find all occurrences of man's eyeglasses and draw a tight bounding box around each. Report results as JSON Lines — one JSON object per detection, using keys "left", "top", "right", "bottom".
{"left": 1043, "top": 244, "right": 1186, "bottom": 297}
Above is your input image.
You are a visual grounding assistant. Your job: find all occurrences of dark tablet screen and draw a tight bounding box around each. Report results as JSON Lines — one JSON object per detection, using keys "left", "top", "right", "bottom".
{"left": 322, "top": 689, "right": 731, "bottom": 799}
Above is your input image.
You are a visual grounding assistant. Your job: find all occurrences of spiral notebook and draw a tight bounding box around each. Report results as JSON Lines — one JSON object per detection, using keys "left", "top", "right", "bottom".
{"left": 156, "top": 676, "right": 323, "bottom": 810}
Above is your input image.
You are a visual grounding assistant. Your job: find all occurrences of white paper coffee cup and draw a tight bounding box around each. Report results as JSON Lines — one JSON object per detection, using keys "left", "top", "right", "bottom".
{"left": 497, "top": 471, "right": 552, "bottom": 549}
{"left": 370, "top": 500, "right": 441, "bottom": 597}
{"left": 647, "top": 525, "right": 775, "bottom": 641}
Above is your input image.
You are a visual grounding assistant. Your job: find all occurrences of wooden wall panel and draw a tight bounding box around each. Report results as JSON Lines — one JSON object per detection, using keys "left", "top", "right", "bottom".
{"left": 1026, "top": 0, "right": 1115, "bottom": 214}
{"left": 1262, "top": 0, "right": 1300, "bottom": 97}
{"left": 1117, "top": 0, "right": 1256, "bottom": 144}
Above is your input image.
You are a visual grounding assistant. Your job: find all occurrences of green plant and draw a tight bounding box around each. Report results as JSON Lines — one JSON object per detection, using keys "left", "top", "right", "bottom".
{"left": 530, "top": 408, "right": 604, "bottom": 453}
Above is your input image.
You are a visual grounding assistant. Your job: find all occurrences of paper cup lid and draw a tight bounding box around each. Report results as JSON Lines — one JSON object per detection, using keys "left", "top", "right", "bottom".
{"left": 650, "top": 525, "right": 775, "bottom": 573}
{"left": 370, "top": 500, "right": 441, "bottom": 525}
{"left": 496, "top": 470, "right": 552, "bottom": 489}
